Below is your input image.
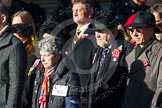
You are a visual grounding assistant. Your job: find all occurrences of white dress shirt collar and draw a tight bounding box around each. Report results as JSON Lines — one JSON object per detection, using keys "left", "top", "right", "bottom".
{"left": 76, "top": 23, "right": 90, "bottom": 38}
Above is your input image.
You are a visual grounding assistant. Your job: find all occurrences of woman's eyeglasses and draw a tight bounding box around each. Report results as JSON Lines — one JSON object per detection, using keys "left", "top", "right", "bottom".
{"left": 11, "top": 24, "right": 33, "bottom": 36}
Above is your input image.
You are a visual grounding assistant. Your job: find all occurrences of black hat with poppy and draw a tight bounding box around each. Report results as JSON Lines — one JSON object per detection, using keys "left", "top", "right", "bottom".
{"left": 125, "top": 11, "right": 161, "bottom": 33}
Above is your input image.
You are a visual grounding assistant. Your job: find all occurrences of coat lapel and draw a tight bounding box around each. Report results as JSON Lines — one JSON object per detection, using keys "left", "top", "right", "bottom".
{"left": 137, "top": 39, "right": 160, "bottom": 67}
{"left": 126, "top": 49, "right": 136, "bottom": 72}
{"left": 95, "top": 40, "right": 122, "bottom": 83}
{"left": 126, "top": 48, "right": 145, "bottom": 78}
{"left": 108, "top": 41, "right": 121, "bottom": 72}
{"left": 70, "top": 24, "right": 94, "bottom": 49}
{"left": 126, "top": 45, "right": 152, "bottom": 78}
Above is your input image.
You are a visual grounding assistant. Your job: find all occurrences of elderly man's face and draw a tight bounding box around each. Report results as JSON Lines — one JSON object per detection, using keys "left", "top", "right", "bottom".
{"left": 40, "top": 50, "right": 59, "bottom": 69}
{"left": 129, "top": 27, "right": 154, "bottom": 46}
{"left": 95, "top": 29, "right": 114, "bottom": 48}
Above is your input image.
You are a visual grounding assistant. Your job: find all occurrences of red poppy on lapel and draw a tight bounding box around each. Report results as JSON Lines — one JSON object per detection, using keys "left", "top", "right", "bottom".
{"left": 142, "top": 58, "right": 148, "bottom": 66}
{"left": 81, "top": 34, "right": 88, "bottom": 39}
{"left": 112, "top": 49, "right": 121, "bottom": 58}
{"left": 112, "top": 45, "right": 123, "bottom": 61}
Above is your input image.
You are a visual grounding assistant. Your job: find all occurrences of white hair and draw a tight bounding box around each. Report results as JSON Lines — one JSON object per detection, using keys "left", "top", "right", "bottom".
{"left": 38, "top": 36, "right": 64, "bottom": 54}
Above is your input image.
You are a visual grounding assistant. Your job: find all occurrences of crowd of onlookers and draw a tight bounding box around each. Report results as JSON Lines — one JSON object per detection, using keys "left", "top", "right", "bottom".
{"left": 0, "top": 0, "right": 162, "bottom": 108}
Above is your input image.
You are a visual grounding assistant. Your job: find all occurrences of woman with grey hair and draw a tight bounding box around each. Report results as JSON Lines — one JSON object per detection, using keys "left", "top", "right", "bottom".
{"left": 23, "top": 36, "right": 81, "bottom": 108}
{"left": 38, "top": 35, "right": 63, "bottom": 55}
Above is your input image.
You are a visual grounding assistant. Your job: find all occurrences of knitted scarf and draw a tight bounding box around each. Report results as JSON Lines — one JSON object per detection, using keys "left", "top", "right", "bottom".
{"left": 39, "top": 67, "right": 55, "bottom": 108}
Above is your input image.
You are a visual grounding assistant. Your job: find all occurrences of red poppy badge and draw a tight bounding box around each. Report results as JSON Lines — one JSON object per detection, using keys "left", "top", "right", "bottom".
{"left": 112, "top": 45, "right": 122, "bottom": 61}
{"left": 142, "top": 58, "right": 148, "bottom": 67}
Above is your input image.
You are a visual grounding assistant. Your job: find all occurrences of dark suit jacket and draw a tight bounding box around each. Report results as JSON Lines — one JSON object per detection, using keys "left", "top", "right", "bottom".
{"left": 89, "top": 38, "right": 128, "bottom": 108}
{"left": 62, "top": 24, "right": 98, "bottom": 97}
{"left": 123, "top": 39, "right": 162, "bottom": 108}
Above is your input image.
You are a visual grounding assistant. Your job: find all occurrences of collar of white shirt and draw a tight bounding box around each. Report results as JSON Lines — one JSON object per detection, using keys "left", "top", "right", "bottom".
{"left": 76, "top": 23, "right": 90, "bottom": 38}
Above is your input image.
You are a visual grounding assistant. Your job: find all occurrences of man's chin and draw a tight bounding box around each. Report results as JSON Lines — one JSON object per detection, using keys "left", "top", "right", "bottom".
{"left": 73, "top": 19, "right": 80, "bottom": 23}
{"left": 98, "top": 44, "right": 104, "bottom": 48}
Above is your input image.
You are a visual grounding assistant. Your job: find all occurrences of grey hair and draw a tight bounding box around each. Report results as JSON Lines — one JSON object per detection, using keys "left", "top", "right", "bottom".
{"left": 38, "top": 36, "right": 64, "bottom": 54}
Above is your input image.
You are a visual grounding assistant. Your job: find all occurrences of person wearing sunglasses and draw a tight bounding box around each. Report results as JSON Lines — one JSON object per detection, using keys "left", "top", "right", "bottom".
{"left": 123, "top": 11, "right": 162, "bottom": 108}
{"left": 11, "top": 10, "right": 37, "bottom": 55}
{"left": 11, "top": 10, "right": 38, "bottom": 108}
{"left": 0, "top": 3, "right": 27, "bottom": 108}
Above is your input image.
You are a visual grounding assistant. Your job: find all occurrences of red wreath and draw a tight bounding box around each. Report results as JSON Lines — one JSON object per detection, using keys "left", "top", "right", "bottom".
{"left": 112, "top": 49, "right": 121, "bottom": 58}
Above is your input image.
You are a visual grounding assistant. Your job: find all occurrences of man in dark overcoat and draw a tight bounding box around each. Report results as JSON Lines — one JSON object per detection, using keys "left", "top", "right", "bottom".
{"left": 88, "top": 14, "right": 128, "bottom": 108}
{"left": 62, "top": 0, "right": 98, "bottom": 106}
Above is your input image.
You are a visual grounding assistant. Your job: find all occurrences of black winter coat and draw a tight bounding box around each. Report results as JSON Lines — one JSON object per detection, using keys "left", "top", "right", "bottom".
{"left": 30, "top": 59, "right": 81, "bottom": 108}
{"left": 89, "top": 39, "right": 128, "bottom": 108}
{"left": 0, "top": 26, "right": 27, "bottom": 108}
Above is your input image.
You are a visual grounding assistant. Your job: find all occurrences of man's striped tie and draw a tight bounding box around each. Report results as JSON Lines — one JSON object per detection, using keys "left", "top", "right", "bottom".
{"left": 73, "top": 29, "right": 81, "bottom": 45}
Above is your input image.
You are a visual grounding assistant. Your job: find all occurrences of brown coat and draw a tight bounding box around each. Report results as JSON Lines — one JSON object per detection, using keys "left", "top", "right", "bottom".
{"left": 123, "top": 40, "right": 162, "bottom": 108}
